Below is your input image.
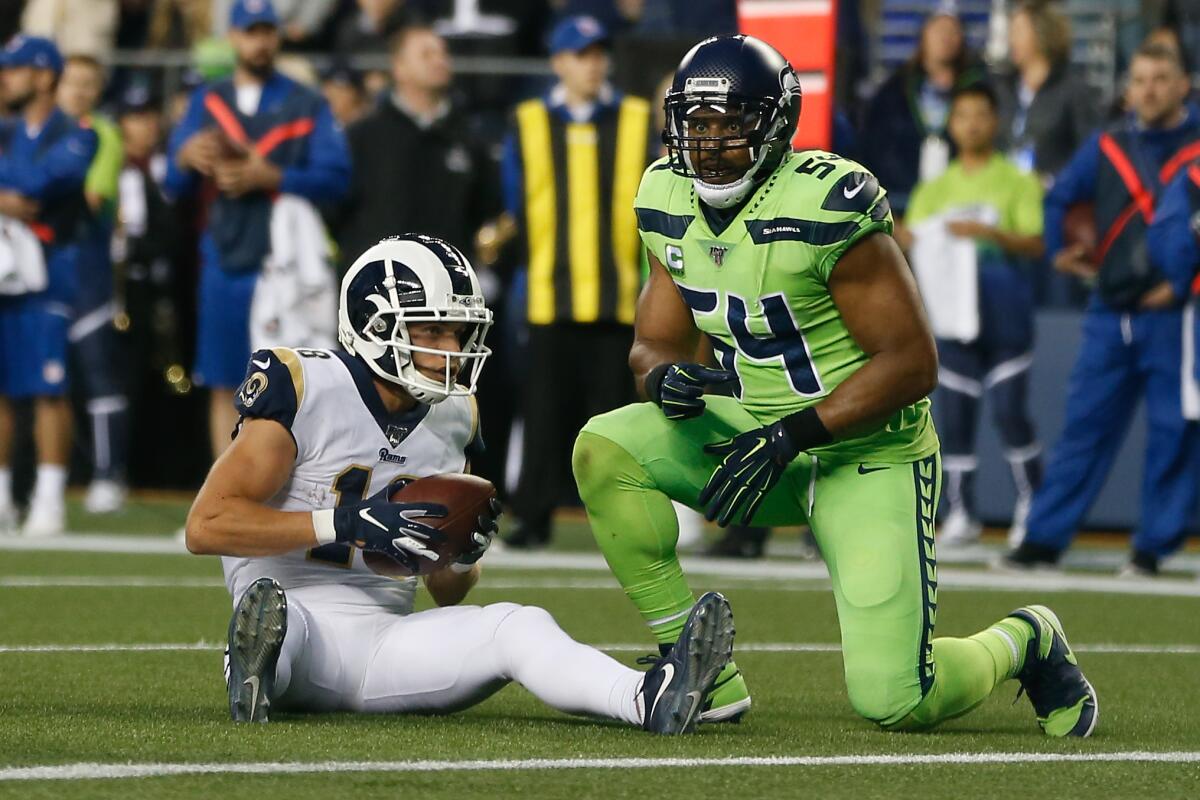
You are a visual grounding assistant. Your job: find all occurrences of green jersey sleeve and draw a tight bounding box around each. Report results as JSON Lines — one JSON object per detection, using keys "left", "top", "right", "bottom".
{"left": 903, "top": 176, "right": 938, "bottom": 226}
{"left": 85, "top": 115, "right": 123, "bottom": 222}
{"left": 1011, "top": 170, "right": 1045, "bottom": 237}
{"left": 786, "top": 153, "right": 893, "bottom": 283}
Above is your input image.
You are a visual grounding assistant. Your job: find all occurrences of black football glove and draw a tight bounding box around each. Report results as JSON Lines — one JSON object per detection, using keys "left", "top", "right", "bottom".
{"left": 454, "top": 497, "right": 503, "bottom": 567}
{"left": 698, "top": 408, "right": 833, "bottom": 527}
{"left": 646, "top": 363, "right": 737, "bottom": 421}
{"left": 331, "top": 489, "right": 449, "bottom": 573}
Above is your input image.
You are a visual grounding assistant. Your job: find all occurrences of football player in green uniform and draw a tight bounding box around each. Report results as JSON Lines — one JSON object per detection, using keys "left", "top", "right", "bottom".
{"left": 571, "top": 34, "right": 1098, "bottom": 736}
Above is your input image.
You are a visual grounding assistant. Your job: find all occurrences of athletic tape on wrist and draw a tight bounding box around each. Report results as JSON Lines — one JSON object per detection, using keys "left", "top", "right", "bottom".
{"left": 311, "top": 508, "right": 337, "bottom": 545}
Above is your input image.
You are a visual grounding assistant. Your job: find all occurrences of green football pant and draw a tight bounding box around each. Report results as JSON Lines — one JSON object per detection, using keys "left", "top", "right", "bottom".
{"left": 573, "top": 398, "right": 1025, "bottom": 728}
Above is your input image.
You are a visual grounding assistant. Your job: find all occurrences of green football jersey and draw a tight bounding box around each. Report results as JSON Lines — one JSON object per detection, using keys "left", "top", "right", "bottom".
{"left": 634, "top": 151, "right": 939, "bottom": 464}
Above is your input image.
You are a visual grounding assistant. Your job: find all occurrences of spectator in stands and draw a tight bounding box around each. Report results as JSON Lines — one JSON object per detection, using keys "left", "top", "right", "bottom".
{"left": 901, "top": 84, "right": 1045, "bottom": 549}
{"left": 499, "top": 16, "right": 654, "bottom": 548}
{"left": 148, "top": 0, "right": 214, "bottom": 50}
{"left": 0, "top": 37, "right": 99, "bottom": 536}
{"left": 166, "top": 0, "right": 350, "bottom": 460}
{"left": 1144, "top": 25, "right": 1200, "bottom": 105}
{"left": 334, "top": 25, "right": 499, "bottom": 273}
{"left": 57, "top": 54, "right": 131, "bottom": 515}
{"left": 336, "top": 0, "right": 415, "bottom": 50}
{"left": 213, "top": 0, "right": 341, "bottom": 50}
{"left": 21, "top": 0, "right": 118, "bottom": 59}
{"left": 335, "top": 0, "right": 418, "bottom": 94}
{"left": 114, "top": 84, "right": 190, "bottom": 460}
{"left": 996, "top": 1, "right": 1099, "bottom": 181}
{"left": 1002, "top": 42, "right": 1200, "bottom": 577}
{"left": 319, "top": 59, "right": 369, "bottom": 127}
{"left": 860, "top": 7, "right": 986, "bottom": 214}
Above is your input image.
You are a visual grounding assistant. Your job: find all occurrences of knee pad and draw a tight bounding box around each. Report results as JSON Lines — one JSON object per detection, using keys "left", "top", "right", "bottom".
{"left": 572, "top": 431, "right": 636, "bottom": 503}
{"left": 491, "top": 604, "right": 559, "bottom": 663}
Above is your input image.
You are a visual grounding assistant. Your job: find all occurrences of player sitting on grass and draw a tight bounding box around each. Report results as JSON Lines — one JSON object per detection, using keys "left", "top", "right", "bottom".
{"left": 186, "top": 234, "right": 734, "bottom": 733}
{"left": 571, "top": 35, "right": 1098, "bottom": 736}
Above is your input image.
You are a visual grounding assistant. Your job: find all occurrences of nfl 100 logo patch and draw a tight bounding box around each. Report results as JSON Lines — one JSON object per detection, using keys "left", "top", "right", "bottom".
{"left": 708, "top": 246, "right": 729, "bottom": 267}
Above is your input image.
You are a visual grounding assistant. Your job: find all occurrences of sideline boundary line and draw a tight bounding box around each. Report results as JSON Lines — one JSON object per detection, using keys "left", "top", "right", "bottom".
{"left": 3, "top": 751, "right": 1199, "bottom": 781}
{"left": 2, "top": 641, "right": 1197, "bottom": 655}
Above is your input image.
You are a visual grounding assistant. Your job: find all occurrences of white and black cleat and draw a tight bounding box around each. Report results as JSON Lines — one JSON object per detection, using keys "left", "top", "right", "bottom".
{"left": 640, "top": 592, "right": 735, "bottom": 735}
{"left": 226, "top": 577, "right": 287, "bottom": 723}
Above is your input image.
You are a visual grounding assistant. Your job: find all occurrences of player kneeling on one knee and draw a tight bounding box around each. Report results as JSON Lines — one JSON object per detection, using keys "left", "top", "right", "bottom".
{"left": 186, "top": 234, "right": 735, "bottom": 733}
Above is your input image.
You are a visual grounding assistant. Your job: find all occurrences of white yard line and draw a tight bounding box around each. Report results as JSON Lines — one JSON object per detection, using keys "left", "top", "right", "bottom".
{"left": 2, "top": 534, "right": 1198, "bottom": 596}
{"left": 2, "top": 641, "right": 1197, "bottom": 655}
{"left": 2, "top": 751, "right": 1199, "bottom": 781}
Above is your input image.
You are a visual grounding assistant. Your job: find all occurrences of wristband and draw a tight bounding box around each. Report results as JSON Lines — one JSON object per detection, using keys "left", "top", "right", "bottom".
{"left": 779, "top": 407, "right": 834, "bottom": 452}
{"left": 311, "top": 508, "right": 337, "bottom": 545}
{"left": 644, "top": 363, "right": 672, "bottom": 405}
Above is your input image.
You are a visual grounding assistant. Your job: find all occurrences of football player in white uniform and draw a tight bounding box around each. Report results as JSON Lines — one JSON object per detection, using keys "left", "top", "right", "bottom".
{"left": 186, "top": 235, "right": 735, "bottom": 734}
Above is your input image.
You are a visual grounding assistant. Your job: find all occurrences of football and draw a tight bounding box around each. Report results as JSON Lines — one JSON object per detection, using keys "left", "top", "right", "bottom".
{"left": 362, "top": 473, "right": 497, "bottom": 578}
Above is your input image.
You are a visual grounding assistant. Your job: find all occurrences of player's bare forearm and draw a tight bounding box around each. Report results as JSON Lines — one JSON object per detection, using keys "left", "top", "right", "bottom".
{"left": 630, "top": 251, "right": 701, "bottom": 397}
{"left": 423, "top": 563, "right": 480, "bottom": 606}
{"left": 186, "top": 418, "right": 318, "bottom": 557}
{"left": 818, "top": 232, "right": 939, "bottom": 437}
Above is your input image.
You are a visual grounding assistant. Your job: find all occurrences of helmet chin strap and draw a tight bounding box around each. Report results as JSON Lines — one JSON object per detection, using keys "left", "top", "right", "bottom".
{"left": 692, "top": 143, "right": 772, "bottom": 209}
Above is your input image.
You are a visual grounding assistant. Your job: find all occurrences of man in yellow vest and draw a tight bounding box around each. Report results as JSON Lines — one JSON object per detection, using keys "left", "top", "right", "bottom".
{"left": 501, "top": 16, "right": 654, "bottom": 548}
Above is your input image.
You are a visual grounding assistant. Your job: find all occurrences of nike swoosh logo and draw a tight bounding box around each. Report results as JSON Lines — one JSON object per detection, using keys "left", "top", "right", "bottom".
{"left": 359, "top": 508, "right": 388, "bottom": 531}
{"left": 684, "top": 690, "right": 702, "bottom": 721}
{"left": 857, "top": 464, "right": 888, "bottom": 475}
{"left": 843, "top": 180, "right": 867, "bottom": 199}
{"left": 252, "top": 358, "right": 270, "bottom": 369}
{"left": 650, "top": 663, "right": 675, "bottom": 718}
{"left": 243, "top": 675, "right": 260, "bottom": 713}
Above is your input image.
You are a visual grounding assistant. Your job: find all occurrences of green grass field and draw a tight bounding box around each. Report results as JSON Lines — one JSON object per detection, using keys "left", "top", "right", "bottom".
{"left": 2, "top": 505, "right": 1199, "bottom": 798}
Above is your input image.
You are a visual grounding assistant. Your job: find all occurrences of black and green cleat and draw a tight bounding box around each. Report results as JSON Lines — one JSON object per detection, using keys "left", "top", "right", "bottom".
{"left": 639, "top": 592, "right": 736, "bottom": 735}
{"left": 226, "top": 577, "right": 288, "bottom": 723}
{"left": 700, "top": 662, "right": 752, "bottom": 723}
{"left": 1008, "top": 604, "right": 1098, "bottom": 737}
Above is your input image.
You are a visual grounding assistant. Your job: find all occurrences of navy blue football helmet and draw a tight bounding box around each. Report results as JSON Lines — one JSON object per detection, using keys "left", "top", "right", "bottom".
{"left": 663, "top": 35, "right": 802, "bottom": 208}
{"left": 338, "top": 234, "right": 492, "bottom": 404}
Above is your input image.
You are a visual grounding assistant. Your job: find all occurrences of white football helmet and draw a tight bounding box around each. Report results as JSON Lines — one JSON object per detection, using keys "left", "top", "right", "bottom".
{"left": 338, "top": 234, "right": 492, "bottom": 404}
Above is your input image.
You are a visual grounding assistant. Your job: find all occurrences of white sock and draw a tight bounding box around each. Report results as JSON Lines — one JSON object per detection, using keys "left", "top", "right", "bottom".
{"left": 0, "top": 467, "right": 11, "bottom": 508}
{"left": 494, "top": 605, "right": 643, "bottom": 726}
{"left": 273, "top": 601, "right": 310, "bottom": 701}
{"left": 32, "top": 464, "right": 67, "bottom": 507}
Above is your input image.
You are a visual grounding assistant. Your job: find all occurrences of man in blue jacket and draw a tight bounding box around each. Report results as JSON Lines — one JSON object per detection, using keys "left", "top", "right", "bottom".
{"left": 1002, "top": 42, "right": 1200, "bottom": 576}
{"left": 0, "top": 36, "right": 99, "bottom": 536}
{"left": 166, "top": 0, "right": 350, "bottom": 459}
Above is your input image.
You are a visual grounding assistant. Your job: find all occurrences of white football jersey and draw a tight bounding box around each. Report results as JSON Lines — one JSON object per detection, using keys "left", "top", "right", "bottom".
{"left": 221, "top": 346, "right": 480, "bottom": 611}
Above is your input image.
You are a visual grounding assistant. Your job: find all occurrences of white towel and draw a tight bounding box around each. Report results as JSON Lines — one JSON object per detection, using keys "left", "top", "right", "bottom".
{"left": 1182, "top": 298, "right": 1200, "bottom": 421}
{"left": 0, "top": 215, "right": 47, "bottom": 295}
{"left": 249, "top": 195, "right": 337, "bottom": 351}
{"left": 909, "top": 206, "right": 1001, "bottom": 343}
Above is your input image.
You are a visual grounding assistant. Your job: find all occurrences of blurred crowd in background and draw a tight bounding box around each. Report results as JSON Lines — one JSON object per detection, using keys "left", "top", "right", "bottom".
{"left": 1, "top": 0, "right": 1199, "bottom": 574}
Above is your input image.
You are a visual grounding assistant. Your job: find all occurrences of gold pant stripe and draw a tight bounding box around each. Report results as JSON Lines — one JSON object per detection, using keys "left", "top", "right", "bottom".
{"left": 566, "top": 122, "right": 600, "bottom": 322}
{"left": 517, "top": 101, "right": 556, "bottom": 325}
{"left": 612, "top": 98, "right": 650, "bottom": 324}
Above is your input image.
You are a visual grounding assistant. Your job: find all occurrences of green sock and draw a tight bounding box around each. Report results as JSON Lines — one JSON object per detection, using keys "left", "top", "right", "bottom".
{"left": 573, "top": 432, "right": 695, "bottom": 645}
{"left": 888, "top": 617, "right": 1034, "bottom": 731}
